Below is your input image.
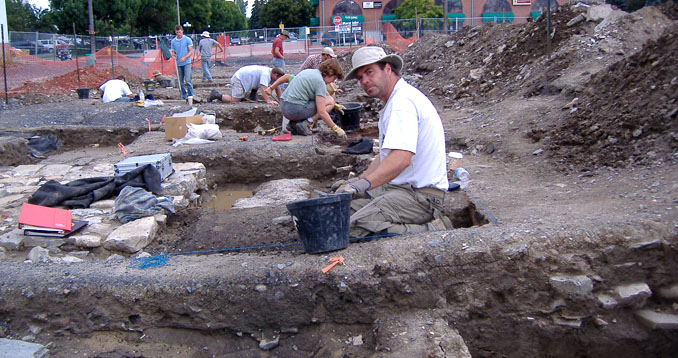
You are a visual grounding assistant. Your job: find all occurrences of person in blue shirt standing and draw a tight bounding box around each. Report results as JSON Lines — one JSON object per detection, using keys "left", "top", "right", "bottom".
{"left": 170, "top": 25, "right": 194, "bottom": 101}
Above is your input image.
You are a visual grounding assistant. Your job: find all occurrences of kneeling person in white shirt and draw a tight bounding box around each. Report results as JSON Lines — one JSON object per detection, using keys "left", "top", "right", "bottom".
{"left": 336, "top": 46, "right": 452, "bottom": 237}
{"left": 99, "top": 76, "right": 135, "bottom": 103}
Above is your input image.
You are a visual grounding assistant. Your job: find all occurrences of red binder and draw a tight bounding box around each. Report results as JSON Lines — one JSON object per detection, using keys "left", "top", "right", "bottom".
{"left": 18, "top": 203, "right": 73, "bottom": 234}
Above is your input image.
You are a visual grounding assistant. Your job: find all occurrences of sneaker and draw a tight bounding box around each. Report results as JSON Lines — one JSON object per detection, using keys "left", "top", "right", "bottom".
{"left": 285, "top": 123, "right": 298, "bottom": 135}
{"left": 208, "top": 89, "right": 221, "bottom": 102}
{"left": 429, "top": 215, "right": 454, "bottom": 231}
{"left": 295, "top": 120, "right": 312, "bottom": 136}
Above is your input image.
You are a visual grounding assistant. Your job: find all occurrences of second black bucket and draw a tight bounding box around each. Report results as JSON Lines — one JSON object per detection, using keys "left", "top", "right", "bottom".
{"left": 76, "top": 88, "right": 90, "bottom": 99}
{"left": 338, "top": 102, "right": 363, "bottom": 130}
{"left": 286, "top": 193, "right": 352, "bottom": 254}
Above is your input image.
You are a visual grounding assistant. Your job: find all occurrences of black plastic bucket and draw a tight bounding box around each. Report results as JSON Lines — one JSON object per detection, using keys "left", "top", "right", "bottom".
{"left": 338, "top": 102, "right": 362, "bottom": 130}
{"left": 76, "top": 88, "right": 90, "bottom": 99}
{"left": 286, "top": 193, "right": 352, "bottom": 254}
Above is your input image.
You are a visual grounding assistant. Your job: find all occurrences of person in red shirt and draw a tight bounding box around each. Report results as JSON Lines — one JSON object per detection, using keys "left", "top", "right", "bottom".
{"left": 271, "top": 30, "right": 289, "bottom": 70}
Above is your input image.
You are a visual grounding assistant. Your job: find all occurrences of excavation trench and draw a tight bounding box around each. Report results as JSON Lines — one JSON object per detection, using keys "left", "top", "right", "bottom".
{"left": 1, "top": 107, "right": 676, "bottom": 357}
{"left": 0, "top": 219, "right": 675, "bottom": 357}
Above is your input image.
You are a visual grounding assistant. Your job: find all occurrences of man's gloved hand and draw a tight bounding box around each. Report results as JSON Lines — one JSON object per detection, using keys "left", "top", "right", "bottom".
{"left": 337, "top": 178, "right": 371, "bottom": 198}
{"left": 334, "top": 103, "right": 346, "bottom": 115}
{"left": 331, "top": 176, "right": 359, "bottom": 192}
{"left": 331, "top": 124, "right": 347, "bottom": 140}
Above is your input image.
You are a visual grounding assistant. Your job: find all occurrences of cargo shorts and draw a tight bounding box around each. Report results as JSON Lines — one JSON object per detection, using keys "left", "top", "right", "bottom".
{"left": 348, "top": 184, "right": 446, "bottom": 238}
{"left": 230, "top": 76, "right": 246, "bottom": 99}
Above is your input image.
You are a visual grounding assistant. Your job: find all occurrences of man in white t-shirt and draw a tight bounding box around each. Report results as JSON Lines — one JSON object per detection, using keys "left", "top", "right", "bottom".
{"left": 208, "top": 65, "right": 284, "bottom": 105}
{"left": 336, "top": 46, "right": 451, "bottom": 237}
{"left": 99, "top": 76, "right": 134, "bottom": 103}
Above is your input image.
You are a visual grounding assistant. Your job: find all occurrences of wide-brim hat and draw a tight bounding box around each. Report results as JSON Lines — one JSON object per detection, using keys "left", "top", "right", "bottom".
{"left": 152, "top": 70, "right": 162, "bottom": 77}
{"left": 280, "top": 30, "right": 290, "bottom": 37}
{"left": 321, "top": 47, "right": 337, "bottom": 58}
{"left": 344, "top": 46, "right": 403, "bottom": 81}
{"left": 201, "top": 31, "right": 210, "bottom": 38}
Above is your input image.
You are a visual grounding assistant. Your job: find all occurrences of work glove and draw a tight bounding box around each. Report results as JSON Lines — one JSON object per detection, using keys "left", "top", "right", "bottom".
{"left": 337, "top": 178, "right": 371, "bottom": 198}
{"left": 331, "top": 176, "right": 359, "bottom": 192}
{"left": 334, "top": 103, "right": 346, "bottom": 115}
{"left": 331, "top": 124, "right": 347, "bottom": 140}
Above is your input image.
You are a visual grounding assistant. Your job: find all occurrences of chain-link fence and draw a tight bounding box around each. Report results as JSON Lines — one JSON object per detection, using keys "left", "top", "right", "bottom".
{"left": 1, "top": 14, "right": 535, "bottom": 97}
{"left": 6, "top": 12, "right": 535, "bottom": 60}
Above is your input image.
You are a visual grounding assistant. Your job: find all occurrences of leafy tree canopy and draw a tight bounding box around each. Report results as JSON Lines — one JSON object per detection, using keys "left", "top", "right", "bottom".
{"left": 394, "top": 0, "right": 443, "bottom": 19}
{"left": 5, "top": 0, "right": 44, "bottom": 31}
{"left": 249, "top": 0, "right": 266, "bottom": 29}
{"left": 211, "top": 0, "right": 248, "bottom": 32}
{"left": 235, "top": 0, "right": 248, "bottom": 16}
{"left": 259, "top": 0, "right": 312, "bottom": 28}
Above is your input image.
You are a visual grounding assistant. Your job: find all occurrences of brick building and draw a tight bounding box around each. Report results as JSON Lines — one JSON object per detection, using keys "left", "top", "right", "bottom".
{"left": 311, "top": 0, "right": 570, "bottom": 34}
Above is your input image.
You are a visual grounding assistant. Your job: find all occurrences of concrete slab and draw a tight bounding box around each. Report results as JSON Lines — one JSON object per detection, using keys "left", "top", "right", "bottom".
{"left": 635, "top": 310, "right": 678, "bottom": 330}
{"left": 0, "top": 338, "right": 48, "bottom": 358}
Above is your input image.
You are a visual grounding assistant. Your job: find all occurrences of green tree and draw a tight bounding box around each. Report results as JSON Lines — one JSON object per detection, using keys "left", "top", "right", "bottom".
{"left": 133, "top": 0, "right": 176, "bottom": 35}
{"left": 235, "top": 0, "right": 248, "bottom": 16}
{"left": 259, "top": 0, "right": 312, "bottom": 28}
{"left": 249, "top": 0, "right": 265, "bottom": 29}
{"left": 48, "top": 0, "right": 139, "bottom": 34}
{"left": 5, "top": 0, "right": 40, "bottom": 31}
{"left": 44, "top": 0, "right": 87, "bottom": 33}
{"left": 180, "top": 0, "right": 210, "bottom": 34}
{"left": 394, "top": 0, "right": 443, "bottom": 19}
{"left": 211, "top": 0, "right": 248, "bottom": 31}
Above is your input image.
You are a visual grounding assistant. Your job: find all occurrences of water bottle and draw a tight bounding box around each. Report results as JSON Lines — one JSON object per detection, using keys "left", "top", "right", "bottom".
{"left": 139, "top": 90, "right": 144, "bottom": 101}
{"left": 454, "top": 167, "right": 470, "bottom": 188}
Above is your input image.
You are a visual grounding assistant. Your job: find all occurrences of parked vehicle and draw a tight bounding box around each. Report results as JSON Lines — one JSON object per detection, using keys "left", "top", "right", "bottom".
{"left": 38, "top": 40, "right": 54, "bottom": 53}
{"left": 321, "top": 31, "right": 363, "bottom": 47}
{"left": 10, "top": 40, "right": 38, "bottom": 55}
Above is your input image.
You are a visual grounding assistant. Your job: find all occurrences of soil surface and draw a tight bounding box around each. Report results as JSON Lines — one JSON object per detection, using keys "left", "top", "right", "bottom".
{"left": 1, "top": 3, "right": 677, "bottom": 357}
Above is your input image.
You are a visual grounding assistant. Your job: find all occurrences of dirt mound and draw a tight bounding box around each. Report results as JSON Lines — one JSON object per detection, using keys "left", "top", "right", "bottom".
{"left": 659, "top": 0, "right": 678, "bottom": 20}
{"left": 549, "top": 23, "right": 678, "bottom": 168}
{"left": 400, "top": 6, "right": 586, "bottom": 101}
{"left": 9, "top": 65, "right": 140, "bottom": 95}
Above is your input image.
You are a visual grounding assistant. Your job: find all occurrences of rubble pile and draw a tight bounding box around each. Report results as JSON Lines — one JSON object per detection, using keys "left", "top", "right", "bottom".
{"left": 392, "top": 3, "right": 674, "bottom": 169}
{"left": 400, "top": 6, "right": 587, "bottom": 100}
{"left": 549, "top": 22, "right": 678, "bottom": 168}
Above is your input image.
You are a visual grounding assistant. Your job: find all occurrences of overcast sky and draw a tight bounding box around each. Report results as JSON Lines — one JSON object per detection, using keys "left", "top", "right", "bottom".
{"left": 28, "top": 0, "right": 50, "bottom": 10}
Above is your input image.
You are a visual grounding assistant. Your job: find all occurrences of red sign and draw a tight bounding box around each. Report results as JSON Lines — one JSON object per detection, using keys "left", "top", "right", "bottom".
{"left": 333, "top": 16, "right": 342, "bottom": 25}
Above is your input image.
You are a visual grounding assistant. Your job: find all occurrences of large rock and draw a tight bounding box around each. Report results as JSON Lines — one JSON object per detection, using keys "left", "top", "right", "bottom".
{"left": 161, "top": 173, "right": 198, "bottom": 197}
{"left": 0, "top": 338, "right": 48, "bottom": 358}
{"left": 27, "top": 247, "right": 51, "bottom": 264}
{"left": 549, "top": 275, "right": 593, "bottom": 300}
{"left": 103, "top": 216, "right": 158, "bottom": 253}
{"left": 635, "top": 310, "right": 678, "bottom": 330}
{"left": 586, "top": 4, "right": 614, "bottom": 22}
{"left": 233, "top": 178, "right": 310, "bottom": 209}
{"left": 614, "top": 282, "right": 652, "bottom": 308}
{"left": 0, "top": 230, "right": 24, "bottom": 251}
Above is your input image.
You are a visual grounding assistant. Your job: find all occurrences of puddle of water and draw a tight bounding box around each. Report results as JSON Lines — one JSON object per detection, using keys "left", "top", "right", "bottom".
{"left": 204, "top": 189, "right": 253, "bottom": 210}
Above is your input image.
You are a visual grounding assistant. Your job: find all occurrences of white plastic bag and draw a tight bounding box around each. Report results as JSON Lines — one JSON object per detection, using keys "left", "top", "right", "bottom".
{"left": 186, "top": 123, "right": 222, "bottom": 140}
{"left": 172, "top": 137, "right": 214, "bottom": 147}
